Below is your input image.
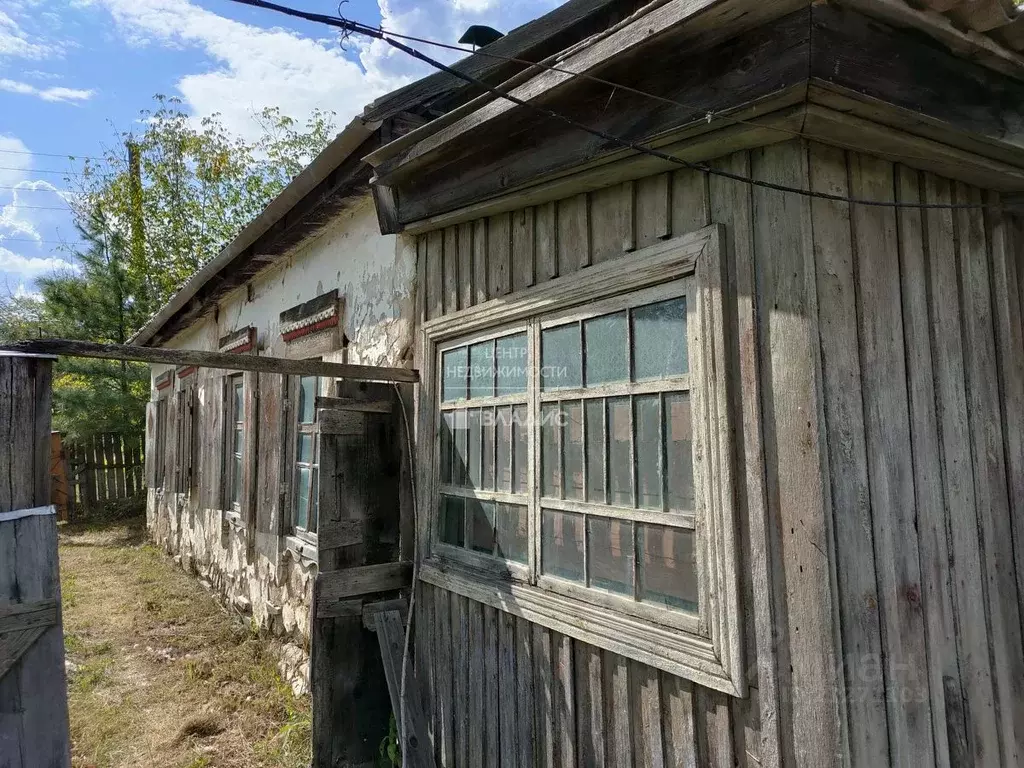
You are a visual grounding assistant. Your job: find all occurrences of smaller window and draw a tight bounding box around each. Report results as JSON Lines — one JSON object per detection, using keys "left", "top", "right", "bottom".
{"left": 293, "top": 376, "right": 320, "bottom": 537}
{"left": 155, "top": 397, "right": 168, "bottom": 488}
{"left": 226, "top": 375, "right": 244, "bottom": 510}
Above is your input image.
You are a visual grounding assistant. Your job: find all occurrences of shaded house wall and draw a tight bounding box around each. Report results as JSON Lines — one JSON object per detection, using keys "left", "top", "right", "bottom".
{"left": 146, "top": 196, "right": 417, "bottom": 664}
{"left": 410, "top": 139, "right": 1024, "bottom": 767}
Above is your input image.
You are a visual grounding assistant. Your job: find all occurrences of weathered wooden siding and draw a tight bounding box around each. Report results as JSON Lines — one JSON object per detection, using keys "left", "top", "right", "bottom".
{"left": 415, "top": 139, "right": 1024, "bottom": 767}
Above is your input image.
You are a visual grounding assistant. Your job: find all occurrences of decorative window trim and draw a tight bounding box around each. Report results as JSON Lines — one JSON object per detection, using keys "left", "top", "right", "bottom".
{"left": 417, "top": 224, "right": 745, "bottom": 696}
{"left": 280, "top": 290, "right": 342, "bottom": 342}
{"left": 176, "top": 364, "right": 197, "bottom": 379}
{"left": 219, "top": 326, "right": 256, "bottom": 355}
{"left": 154, "top": 370, "right": 173, "bottom": 392}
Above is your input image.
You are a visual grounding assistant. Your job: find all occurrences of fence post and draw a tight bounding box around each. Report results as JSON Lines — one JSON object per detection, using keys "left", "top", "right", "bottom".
{"left": 0, "top": 352, "right": 72, "bottom": 767}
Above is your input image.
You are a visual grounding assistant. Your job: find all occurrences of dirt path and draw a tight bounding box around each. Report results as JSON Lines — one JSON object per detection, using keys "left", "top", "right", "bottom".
{"left": 59, "top": 517, "right": 311, "bottom": 768}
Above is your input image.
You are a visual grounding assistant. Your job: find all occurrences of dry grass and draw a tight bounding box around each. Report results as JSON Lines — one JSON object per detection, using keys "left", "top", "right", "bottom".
{"left": 59, "top": 516, "right": 311, "bottom": 768}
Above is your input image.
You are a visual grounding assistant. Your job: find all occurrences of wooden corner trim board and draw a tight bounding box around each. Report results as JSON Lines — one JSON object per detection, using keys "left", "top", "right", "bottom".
{"left": 417, "top": 225, "right": 747, "bottom": 697}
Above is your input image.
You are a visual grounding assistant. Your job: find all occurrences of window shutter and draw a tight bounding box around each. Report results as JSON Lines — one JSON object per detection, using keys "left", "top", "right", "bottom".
{"left": 255, "top": 372, "right": 284, "bottom": 562}
{"left": 241, "top": 370, "right": 260, "bottom": 537}
{"left": 145, "top": 400, "right": 157, "bottom": 489}
{"left": 201, "top": 377, "right": 225, "bottom": 511}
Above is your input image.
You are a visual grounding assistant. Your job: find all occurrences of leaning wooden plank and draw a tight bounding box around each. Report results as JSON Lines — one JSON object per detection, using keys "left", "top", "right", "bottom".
{"left": 923, "top": 174, "right": 999, "bottom": 767}
{"left": 374, "top": 609, "right": 437, "bottom": 768}
{"left": 316, "top": 562, "right": 412, "bottom": 607}
{"left": 896, "top": 165, "right": 959, "bottom": 768}
{"left": 0, "top": 339, "right": 420, "bottom": 384}
{"left": 808, "top": 143, "right": 889, "bottom": 766}
{"left": 954, "top": 181, "right": 1024, "bottom": 768}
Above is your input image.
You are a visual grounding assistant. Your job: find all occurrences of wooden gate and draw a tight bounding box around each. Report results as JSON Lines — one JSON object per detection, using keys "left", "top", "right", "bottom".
{"left": 311, "top": 380, "right": 414, "bottom": 768}
{"left": 0, "top": 353, "right": 72, "bottom": 768}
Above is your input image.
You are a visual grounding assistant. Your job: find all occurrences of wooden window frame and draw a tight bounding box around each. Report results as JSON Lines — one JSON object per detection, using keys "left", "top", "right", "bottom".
{"left": 418, "top": 224, "right": 745, "bottom": 696}
{"left": 223, "top": 373, "right": 245, "bottom": 524}
{"left": 174, "top": 378, "right": 198, "bottom": 495}
{"left": 154, "top": 394, "right": 169, "bottom": 490}
{"left": 289, "top": 374, "right": 321, "bottom": 545}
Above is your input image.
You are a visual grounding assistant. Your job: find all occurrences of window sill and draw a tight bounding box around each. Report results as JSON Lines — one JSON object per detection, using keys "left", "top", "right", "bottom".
{"left": 284, "top": 535, "right": 318, "bottom": 567}
{"left": 419, "top": 557, "right": 745, "bottom": 697}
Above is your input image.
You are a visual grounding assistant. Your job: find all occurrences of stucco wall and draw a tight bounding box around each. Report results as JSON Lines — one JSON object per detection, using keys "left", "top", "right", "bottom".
{"left": 146, "top": 194, "right": 416, "bottom": 691}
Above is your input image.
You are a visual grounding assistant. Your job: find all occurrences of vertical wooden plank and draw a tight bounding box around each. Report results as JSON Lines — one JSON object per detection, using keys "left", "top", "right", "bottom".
{"left": 511, "top": 207, "right": 536, "bottom": 292}
{"left": 458, "top": 222, "right": 474, "bottom": 310}
{"left": 111, "top": 433, "right": 125, "bottom": 499}
{"left": 955, "top": 181, "right": 1024, "bottom": 768}
{"left": 483, "top": 605, "right": 501, "bottom": 768}
{"left": 896, "top": 166, "right": 959, "bottom": 768}
{"left": 660, "top": 674, "right": 698, "bottom": 768}
{"left": 434, "top": 589, "right": 454, "bottom": 767}
{"left": 426, "top": 229, "right": 444, "bottom": 321}
{"left": 697, "top": 689, "right": 735, "bottom": 768}
{"left": 709, "top": 149, "right": 782, "bottom": 768}
{"left": 515, "top": 616, "right": 535, "bottom": 768}
{"left": 635, "top": 173, "right": 671, "bottom": 250}
{"left": 553, "top": 632, "right": 577, "bottom": 768}
{"left": 443, "top": 226, "right": 459, "bottom": 316}
{"left": 467, "top": 600, "right": 485, "bottom": 767}
{"left": 535, "top": 201, "right": 558, "bottom": 284}
{"left": 751, "top": 140, "right": 843, "bottom": 768}
{"left": 922, "top": 173, "right": 999, "bottom": 767}
{"left": 473, "top": 219, "right": 489, "bottom": 306}
{"left": 534, "top": 625, "right": 556, "bottom": 768}
{"left": 850, "top": 152, "right": 933, "bottom": 767}
{"left": 590, "top": 181, "right": 634, "bottom": 264}
{"left": 629, "top": 661, "right": 664, "bottom": 768}
{"left": 808, "top": 143, "right": 889, "bottom": 768}
{"left": 987, "top": 196, "right": 1024, "bottom": 753}
{"left": 416, "top": 584, "right": 435, "bottom": 755}
{"left": 451, "top": 595, "right": 469, "bottom": 768}
{"left": 498, "top": 610, "right": 519, "bottom": 767}
{"left": 557, "top": 192, "right": 589, "bottom": 276}
{"left": 488, "top": 213, "right": 512, "bottom": 299}
{"left": 574, "top": 641, "right": 605, "bottom": 767}
{"left": 603, "top": 652, "right": 633, "bottom": 768}
{"left": 671, "top": 167, "right": 710, "bottom": 235}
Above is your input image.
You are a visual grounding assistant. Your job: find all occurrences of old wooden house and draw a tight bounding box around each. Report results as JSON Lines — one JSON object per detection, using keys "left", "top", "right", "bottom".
{"left": 138, "top": 0, "right": 1024, "bottom": 765}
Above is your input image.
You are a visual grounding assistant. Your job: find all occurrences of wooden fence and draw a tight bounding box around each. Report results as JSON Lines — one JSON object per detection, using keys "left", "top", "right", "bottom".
{"left": 63, "top": 431, "right": 145, "bottom": 517}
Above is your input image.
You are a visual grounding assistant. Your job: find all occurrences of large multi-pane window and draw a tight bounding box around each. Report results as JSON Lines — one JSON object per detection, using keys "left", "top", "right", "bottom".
{"left": 424, "top": 228, "right": 743, "bottom": 693}
{"left": 437, "top": 285, "right": 697, "bottom": 622}
{"left": 293, "top": 375, "right": 320, "bottom": 537}
{"left": 227, "top": 375, "right": 244, "bottom": 510}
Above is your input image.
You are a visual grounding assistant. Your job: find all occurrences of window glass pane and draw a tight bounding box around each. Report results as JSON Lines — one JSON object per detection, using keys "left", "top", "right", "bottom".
{"left": 453, "top": 409, "right": 469, "bottom": 487}
{"left": 443, "top": 347, "right": 468, "bottom": 402}
{"left": 467, "top": 499, "right": 495, "bottom": 555}
{"left": 294, "top": 466, "right": 310, "bottom": 529}
{"left": 632, "top": 298, "right": 688, "bottom": 380}
{"left": 585, "top": 400, "right": 605, "bottom": 504}
{"left": 297, "top": 433, "right": 313, "bottom": 464}
{"left": 638, "top": 524, "right": 698, "bottom": 612}
{"left": 439, "top": 412, "right": 454, "bottom": 484}
{"left": 439, "top": 495, "right": 465, "bottom": 547}
{"left": 635, "top": 395, "right": 663, "bottom": 510}
{"left": 469, "top": 341, "right": 495, "bottom": 399}
{"left": 495, "top": 504, "right": 529, "bottom": 564}
{"left": 496, "top": 334, "right": 528, "bottom": 395}
{"left": 234, "top": 427, "right": 244, "bottom": 456}
{"left": 588, "top": 517, "right": 634, "bottom": 596}
{"left": 512, "top": 405, "right": 529, "bottom": 493}
{"left": 233, "top": 380, "right": 244, "bottom": 420}
{"left": 542, "top": 324, "right": 582, "bottom": 390}
{"left": 584, "top": 312, "right": 628, "bottom": 386}
{"left": 482, "top": 408, "right": 495, "bottom": 491}
{"left": 563, "top": 402, "right": 584, "bottom": 501}
{"left": 607, "top": 397, "right": 632, "bottom": 507}
{"left": 541, "top": 509, "right": 584, "bottom": 582}
{"left": 309, "top": 467, "right": 319, "bottom": 532}
{"left": 232, "top": 455, "right": 242, "bottom": 503}
{"left": 298, "top": 376, "right": 317, "bottom": 423}
{"left": 540, "top": 404, "right": 560, "bottom": 498}
{"left": 496, "top": 406, "right": 512, "bottom": 492}
{"left": 468, "top": 409, "right": 482, "bottom": 488}
{"left": 664, "top": 393, "right": 694, "bottom": 513}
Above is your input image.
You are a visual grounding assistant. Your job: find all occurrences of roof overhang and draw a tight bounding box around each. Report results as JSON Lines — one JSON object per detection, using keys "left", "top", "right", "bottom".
{"left": 367, "top": 0, "right": 1024, "bottom": 231}
{"left": 130, "top": 116, "right": 379, "bottom": 348}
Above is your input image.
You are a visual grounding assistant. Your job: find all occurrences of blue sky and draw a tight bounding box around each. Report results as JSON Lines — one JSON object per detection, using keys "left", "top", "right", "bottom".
{"left": 0, "top": 0, "right": 557, "bottom": 297}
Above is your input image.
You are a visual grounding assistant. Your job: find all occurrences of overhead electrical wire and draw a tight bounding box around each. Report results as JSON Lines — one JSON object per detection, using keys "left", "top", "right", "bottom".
{"left": 0, "top": 148, "right": 103, "bottom": 162}
{"left": 0, "top": 166, "right": 81, "bottom": 176}
{"left": 0, "top": 184, "right": 69, "bottom": 193}
{"left": 226, "top": 0, "right": 1016, "bottom": 212}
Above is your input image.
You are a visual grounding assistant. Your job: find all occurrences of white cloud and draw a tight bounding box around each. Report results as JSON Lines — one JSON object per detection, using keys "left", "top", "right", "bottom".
{"left": 0, "top": 246, "right": 75, "bottom": 277}
{"left": 0, "top": 9, "right": 60, "bottom": 60}
{"left": 0, "top": 78, "right": 93, "bottom": 103}
{"left": 0, "top": 136, "right": 71, "bottom": 247}
{"left": 86, "top": 0, "right": 558, "bottom": 139}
